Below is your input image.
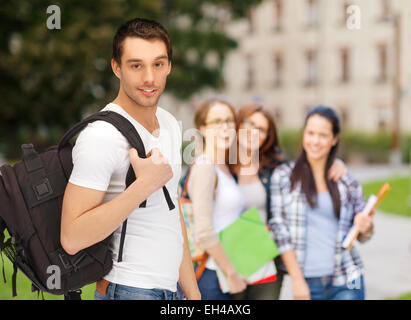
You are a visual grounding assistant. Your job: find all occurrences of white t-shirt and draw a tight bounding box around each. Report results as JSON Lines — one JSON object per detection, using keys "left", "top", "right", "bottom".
{"left": 69, "top": 103, "right": 183, "bottom": 292}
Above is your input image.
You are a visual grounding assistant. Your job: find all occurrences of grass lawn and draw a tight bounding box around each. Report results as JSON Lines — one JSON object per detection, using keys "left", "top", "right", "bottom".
{"left": 363, "top": 177, "right": 411, "bottom": 301}
{"left": 387, "top": 292, "right": 411, "bottom": 300}
{"left": 0, "top": 256, "right": 95, "bottom": 300}
{"left": 0, "top": 175, "right": 409, "bottom": 300}
{"left": 362, "top": 176, "right": 411, "bottom": 218}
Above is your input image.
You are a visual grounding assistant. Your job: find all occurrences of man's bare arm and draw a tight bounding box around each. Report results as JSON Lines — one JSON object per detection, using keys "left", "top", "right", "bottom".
{"left": 60, "top": 179, "right": 154, "bottom": 255}
{"left": 61, "top": 148, "right": 172, "bottom": 255}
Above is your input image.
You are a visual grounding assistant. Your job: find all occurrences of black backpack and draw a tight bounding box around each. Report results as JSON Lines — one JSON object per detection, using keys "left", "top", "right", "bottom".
{"left": 0, "top": 111, "right": 175, "bottom": 300}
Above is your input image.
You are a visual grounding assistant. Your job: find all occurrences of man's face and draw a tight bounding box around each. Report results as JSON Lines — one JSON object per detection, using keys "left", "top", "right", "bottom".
{"left": 113, "top": 37, "right": 171, "bottom": 108}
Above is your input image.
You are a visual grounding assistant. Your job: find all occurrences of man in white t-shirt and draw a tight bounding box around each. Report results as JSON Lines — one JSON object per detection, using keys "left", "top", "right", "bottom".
{"left": 60, "top": 18, "right": 200, "bottom": 300}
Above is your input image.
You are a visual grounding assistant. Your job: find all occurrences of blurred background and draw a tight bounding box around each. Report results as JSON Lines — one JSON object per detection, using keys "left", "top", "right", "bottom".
{"left": 0, "top": 0, "right": 410, "bottom": 300}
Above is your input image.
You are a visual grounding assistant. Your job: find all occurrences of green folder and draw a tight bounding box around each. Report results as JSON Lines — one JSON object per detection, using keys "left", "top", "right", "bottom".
{"left": 218, "top": 207, "right": 279, "bottom": 277}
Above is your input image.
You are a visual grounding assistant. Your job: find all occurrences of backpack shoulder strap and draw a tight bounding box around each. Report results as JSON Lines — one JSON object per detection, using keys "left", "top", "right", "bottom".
{"left": 58, "top": 111, "right": 146, "bottom": 160}
{"left": 59, "top": 111, "right": 175, "bottom": 263}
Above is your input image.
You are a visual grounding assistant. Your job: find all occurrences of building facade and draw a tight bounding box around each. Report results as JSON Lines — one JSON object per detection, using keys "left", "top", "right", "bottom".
{"left": 220, "top": 0, "right": 411, "bottom": 133}
{"left": 163, "top": 0, "right": 411, "bottom": 136}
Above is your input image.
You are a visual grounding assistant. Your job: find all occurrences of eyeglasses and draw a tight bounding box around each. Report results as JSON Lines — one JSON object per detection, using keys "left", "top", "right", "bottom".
{"left": 241, "top": 120, "right": 268, "bottom": 135}
{"left": 205, "top": 118, "right": 236, "bottom": 127}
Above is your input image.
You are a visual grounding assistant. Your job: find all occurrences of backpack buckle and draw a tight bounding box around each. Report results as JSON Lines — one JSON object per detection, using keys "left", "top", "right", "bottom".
{"left": 58, "top": 253, "right": 72, "bottom": 272}
{"left": 32, "top": 178, "right": 53, "bottom": 201}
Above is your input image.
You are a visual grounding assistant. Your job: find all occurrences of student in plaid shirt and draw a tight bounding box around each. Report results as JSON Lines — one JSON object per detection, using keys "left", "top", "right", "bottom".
{"left": 269, "top": 106, "right": 374, "bottom": 300}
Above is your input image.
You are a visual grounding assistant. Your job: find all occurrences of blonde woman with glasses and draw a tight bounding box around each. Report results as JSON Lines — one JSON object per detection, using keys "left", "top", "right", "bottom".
{"left": 184, "top": 98, "right": 247, "bottom": 300}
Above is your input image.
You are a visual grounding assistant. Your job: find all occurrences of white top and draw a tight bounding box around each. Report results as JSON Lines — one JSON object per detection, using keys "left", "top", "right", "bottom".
{"left": 238, "top": 180, "right": 267, "bottom": 223}
{"left": 205, "top": 165, "right": 245, "bottom": 270}
{"left": 69, "top": 103, "right": 183, "bottom": 292}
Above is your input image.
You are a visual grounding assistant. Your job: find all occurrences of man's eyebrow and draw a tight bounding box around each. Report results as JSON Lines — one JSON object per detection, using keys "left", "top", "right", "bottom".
{"left": 154, "top": 55, "right": 168, "bottom": 61}
{"left": 125, "top": 55, "right": 168, "bottom": 64}
{"left": 126, "top": 58, "right": 143, "bottom": 63}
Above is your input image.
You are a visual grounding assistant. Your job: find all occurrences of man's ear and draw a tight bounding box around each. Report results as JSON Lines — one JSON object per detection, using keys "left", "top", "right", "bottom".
{"left": 111, "top": 58, "right": 121, "bottom": 79}
{"left": 167, "top": 61, "right": 172, "bottom": 75}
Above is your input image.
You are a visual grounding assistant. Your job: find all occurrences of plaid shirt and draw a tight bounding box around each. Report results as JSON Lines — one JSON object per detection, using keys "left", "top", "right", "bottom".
{"left": 269, "top": 162, "right": 372, "bottom": 286}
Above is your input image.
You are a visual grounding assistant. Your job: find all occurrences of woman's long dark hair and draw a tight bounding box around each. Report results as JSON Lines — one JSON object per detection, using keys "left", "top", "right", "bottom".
{"left": 290, "top": 106, "right": 341, "bottom": 219}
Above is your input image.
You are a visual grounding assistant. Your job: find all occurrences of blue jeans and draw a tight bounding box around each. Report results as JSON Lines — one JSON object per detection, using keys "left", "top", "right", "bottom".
{"left": 197, "top": 268, "right": 232, "bottom": 300}
{"left": 94, "top": 282, "right": 179, "bottom": 300}
{"left": 305, "top": 275, "right": 365, "bottom": 300}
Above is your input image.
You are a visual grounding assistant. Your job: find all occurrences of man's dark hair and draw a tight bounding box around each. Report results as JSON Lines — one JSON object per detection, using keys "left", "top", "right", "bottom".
{"left": 112, "top": 18, "right": 172, "bottom": 65}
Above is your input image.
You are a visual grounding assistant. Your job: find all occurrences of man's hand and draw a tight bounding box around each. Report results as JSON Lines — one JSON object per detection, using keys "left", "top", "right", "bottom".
{"left": 129, "top": 147, "right": 173, "bottom": 192}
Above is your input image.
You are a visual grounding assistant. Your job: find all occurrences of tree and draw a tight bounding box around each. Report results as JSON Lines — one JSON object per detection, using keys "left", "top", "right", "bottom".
{"left": 0, "top": 0, "right": 261, "bottom": 158}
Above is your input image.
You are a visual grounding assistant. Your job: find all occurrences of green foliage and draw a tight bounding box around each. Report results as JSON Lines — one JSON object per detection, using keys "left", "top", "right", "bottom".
{"left": 0, "top": 0, "right": 261, "bottom": 158}
{"left": 278, "top": 130, "right": 411, "bottom": 164}
{"left": 277, "top": 130, "right": 303, "bottom": 161}
{"left": 339, "top": 131, "right": 392, "bottom": 164}
{"left": 401, "top": 135, "right": 411, "bottom": 163}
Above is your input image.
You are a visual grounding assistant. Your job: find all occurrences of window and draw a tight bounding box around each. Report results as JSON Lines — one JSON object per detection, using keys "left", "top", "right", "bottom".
{"left": 304, "top": 50, "right": 318, "bottom": 87}
{"left": 273, "top": 0, "right": 283, "bottom": 32}
{"left": 376, "top": 44, "right": 388, "bottom": 83}
{"left": 379, "top": 0, "right": 391, "bottom": 22}
{"left": 272, "top": 106, "right": 283, "bottom": 125}
{"left": 306, "top": 0, "right": 319, "bottom": 28}
{"left": 338, "top": 105, "right": 350, "bottom": 128}
{"left": 246, "top": 54, "right": 255, "bottom": 90}
{"left": 341, "top": 1, "right": 352, "bottom": 27}
{"left": 273, "top": 52, "right": 283, "bottom": 87}
{"left": 303, "top": 104, "right": 314, "bottom": 121}
{"left": 340, "top": 48, "right": 350, "bottom": 83}
{"left": 246, "top": 8, "right": 254, "bottom": 34}
{"left": 376, "top": 105, "right": 390, "bottom": 130}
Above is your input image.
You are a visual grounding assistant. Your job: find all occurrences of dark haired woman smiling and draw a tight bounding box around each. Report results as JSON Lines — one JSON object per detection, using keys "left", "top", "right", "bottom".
{"left": 269, "top": 106, "right": 374, "bottom": 300}
{"left": 231, "top": 103, "right": 348, "bottom": 300}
